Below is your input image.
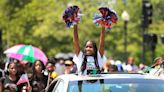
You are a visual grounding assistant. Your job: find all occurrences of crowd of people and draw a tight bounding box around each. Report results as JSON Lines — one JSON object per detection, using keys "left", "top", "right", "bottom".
{"left": 0, "top": 55, "right": 163, "bottom": 92}
{"left": 0, "top": 59, "right": 51, "bottom": 92}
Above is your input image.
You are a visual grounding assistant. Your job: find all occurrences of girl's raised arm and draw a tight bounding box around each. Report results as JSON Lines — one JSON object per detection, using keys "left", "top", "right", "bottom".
{"left": 73, "top": 25, "right": 80, "bottom": 55}
{"left": 99, "top": 26, "right": 105, "bottom": 57}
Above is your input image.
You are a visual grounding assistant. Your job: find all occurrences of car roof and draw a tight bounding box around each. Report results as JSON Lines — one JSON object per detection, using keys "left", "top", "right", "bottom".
{"left": 56, "top": 73, "right": 164, "bottom": 81}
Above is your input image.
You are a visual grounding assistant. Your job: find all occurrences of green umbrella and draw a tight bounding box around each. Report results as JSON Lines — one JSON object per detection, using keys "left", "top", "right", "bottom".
{"left": 17, "top": 45, "right": 36, "bottom": 63}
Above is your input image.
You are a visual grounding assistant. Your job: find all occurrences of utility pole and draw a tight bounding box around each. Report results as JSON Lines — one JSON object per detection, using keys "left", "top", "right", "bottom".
{"left": 0, "top": 28, "right": 2, "bottom": 57}
{"left": 122, "top": 11, "right": 130, "bottom": 62}
{"left": 141, "top": 0, "right": 153, "bottom": 63}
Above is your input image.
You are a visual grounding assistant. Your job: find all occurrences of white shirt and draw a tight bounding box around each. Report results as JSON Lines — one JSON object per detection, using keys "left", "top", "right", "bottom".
{"left": 73, "top": 51, "right": 106, "bottom": 74}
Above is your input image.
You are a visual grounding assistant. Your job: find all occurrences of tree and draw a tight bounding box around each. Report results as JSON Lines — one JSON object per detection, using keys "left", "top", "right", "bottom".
{"left": 0, "top": 0, "right": 163, "bottom": 65}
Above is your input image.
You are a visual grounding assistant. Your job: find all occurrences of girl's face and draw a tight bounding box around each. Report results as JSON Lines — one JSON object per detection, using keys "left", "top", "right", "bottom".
{"left": 8, "top": 62, "right": 17, "bottom": 75}
{"left": 85, "top": 41, "right": 94, "bottom": 55}
{"left": 35, "top": 61, "right": 43, "bottom": 73}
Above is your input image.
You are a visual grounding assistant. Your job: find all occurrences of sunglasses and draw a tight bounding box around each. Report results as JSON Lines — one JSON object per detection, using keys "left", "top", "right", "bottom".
{"left": 65, "top": 64, "right": 72, "bottom": 66}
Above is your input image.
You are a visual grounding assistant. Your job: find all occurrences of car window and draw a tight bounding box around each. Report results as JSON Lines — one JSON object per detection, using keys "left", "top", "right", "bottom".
{"left": 52, "top": 79, "right": 64, "bottom": 92}
{"left": 68, "top": 79, "right": 164, "bottom": 92}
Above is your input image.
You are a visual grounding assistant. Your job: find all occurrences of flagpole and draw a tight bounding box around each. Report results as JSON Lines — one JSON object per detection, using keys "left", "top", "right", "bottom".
{"left": 26, "top": 73, "right": 32, "bottom": 92}
{"left": 27, "top": 79, "right": 30, "bottom": 87}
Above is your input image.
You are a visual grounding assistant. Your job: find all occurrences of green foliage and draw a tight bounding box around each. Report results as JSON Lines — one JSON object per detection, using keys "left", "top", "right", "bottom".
{"left": 0, "top": 0, "right": 164, "bottom": 65}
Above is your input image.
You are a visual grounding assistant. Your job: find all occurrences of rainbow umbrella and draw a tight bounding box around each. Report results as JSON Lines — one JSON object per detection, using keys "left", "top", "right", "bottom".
{"left": 4, "top": 44, "right": 48, "bottom": 64}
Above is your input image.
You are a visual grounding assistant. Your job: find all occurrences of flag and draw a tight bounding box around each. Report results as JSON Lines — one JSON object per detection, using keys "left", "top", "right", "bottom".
{"left": 16, "top": 74, "right": 29, "bottom": 85}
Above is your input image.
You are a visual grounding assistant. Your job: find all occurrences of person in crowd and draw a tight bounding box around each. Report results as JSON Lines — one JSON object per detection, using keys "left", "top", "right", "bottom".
{"left": 150, "top": 57, "right": 164, "bottom": 77}
{"left": 55, "top": 57, "right": 65, "bottom": 75}
{"left": 72, "top": 23, "right": 106, "bottom": 75}
{"left": 126, "top": 57, "right": 138, "bottom": 73}
{"left": 0, "top": 81, "right": 2, "bottom": 92}
{"left": 115, "top": 60, "right": 123, "bottom": 72}
{"left": 108, "top": 65, "right": 118, "bottom": 72}
{"left": 46, "top": 61, "right": 56, "bottom": 74}
{"left": 64, "top": 60, "right": 76, "bottom": 74}
{"left": 102, "top": 60, "right": 120, "bottom": 73}
{"left": 3, "top": 61, "right": 18, "bottom": 92}
{"left": 102, "top": 60, "right": 111, "bottom": 73}
{"left": 151, "top": 57, "right": 163, "bottom": 68}
{"left": 14, "top": 59, "right": 31, "bottom": 77}
{"left": 20, "top": 60, "right": 31, "bottom": 73}
{"left": 139, "top": 63, "right": 146, "bottom": 70}
{"left": 31, "top": 60, "right": 47, "bottom": 92}
{"left": 0, "top": 68, "right": 5, "bottom": 92}
{"left": 15, "top": 60, "right": 32, "bottom": 92}
{"left": 45, "top": 61, "right": 58, "bottom": 90}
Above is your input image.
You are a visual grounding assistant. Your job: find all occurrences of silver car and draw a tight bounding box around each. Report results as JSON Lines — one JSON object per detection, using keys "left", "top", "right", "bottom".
{"left": 47, "top": 73, "right": 164, "bottom": 92}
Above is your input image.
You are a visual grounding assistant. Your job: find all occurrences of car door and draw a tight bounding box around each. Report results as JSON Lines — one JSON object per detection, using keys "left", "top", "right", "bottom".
{"left": 52, "top": 79, "right": 65, "bottom": 92}
{"left": 47, "top": 78, "right": 65, "bottom": 92}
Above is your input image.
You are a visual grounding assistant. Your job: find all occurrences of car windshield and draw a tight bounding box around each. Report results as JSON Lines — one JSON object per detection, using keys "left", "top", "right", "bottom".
{"left": 68, "top": 79, "right": 164, "bottom": 92}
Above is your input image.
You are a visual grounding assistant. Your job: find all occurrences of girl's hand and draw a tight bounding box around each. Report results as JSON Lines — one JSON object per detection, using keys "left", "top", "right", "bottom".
{"left": 97, "top": 20, "right": 106, "bottom": 28}
{"left": 27, "top": 85, "right": 32, "bottom": 92}
{"left": 9, "top": 84, "right": 17, "bottom": 91}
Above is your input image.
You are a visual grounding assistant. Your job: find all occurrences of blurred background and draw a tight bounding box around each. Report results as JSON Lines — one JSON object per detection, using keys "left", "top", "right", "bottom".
{"left": 0, "top": 0, "right": 164, "bottom": 66}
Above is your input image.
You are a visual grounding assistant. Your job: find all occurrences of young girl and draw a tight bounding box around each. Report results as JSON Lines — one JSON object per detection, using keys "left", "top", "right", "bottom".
{"left": 73, "top": 24, "right": 106, "bottom": 75}
{"left": 4, "top": 62, "right": 18, "bottom": 92}
{"left": 31, "top": 60, "right": 47, "bottom": 92}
